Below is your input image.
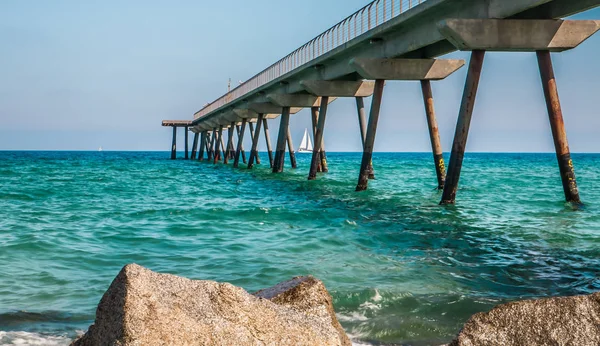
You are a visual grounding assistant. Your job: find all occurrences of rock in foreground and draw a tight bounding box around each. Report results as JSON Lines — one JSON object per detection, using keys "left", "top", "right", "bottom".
{"left": 451, "top": 292, "right": 600, "bottom": 346}
{"left": 72, "top": 264, "right": 350, "bottom": 346}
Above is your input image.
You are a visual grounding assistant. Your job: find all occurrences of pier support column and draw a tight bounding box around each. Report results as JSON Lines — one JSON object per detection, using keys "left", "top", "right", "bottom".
{"left": 263, "top": 118, "right": 274, "bottom": 168}
{"left": 170, "top": 126, "right": 177, "bottom": 160}
{"left": 184, "top": 126, "right": 189, "bottom": 160}
{"left": 537, "top": 51, "right": 581, "bottom": 203}
{"left": 190, "top": 132, "right": 199, "bottom": 160}
{"left": 273, "top": 107, "right": 291, "bottom": 173}
{"left": 248, "top": 114, "right": 265, "bottom": 169}
{"left": 356, "top": 80, "right": 385, "bottom": 191}
{"left": 207, "top": 132, "right": 214, "bottom": 161}
{"left": 224, "top": 122, "right": 235, "bottom": 164}
{"left": 236, "top": 125, "right": 248, "bottom": 164}
{"left": 214, "top": 126, "right": 224, "bottom": 164}
{"left": 286, "top": 127, "right": 297, "bottom": 169}
{"left": 234, "top": 119, "right": 247, "bottom": 168}
{"left": 310, "top": 107, "right": 323, "bottom": 173}
{"left": 249, "top": 122, "right": 261, "bottom": 165}
{"left": 441, "top": 50, "right": 486, "bottom": 204}
{"left": 355, "top": 97, "right": 375, "bottom": 179}
{"left": 309, "top": 97, "right": 330, "bottom": 180}
{"left": 198, "top": 132, "right": 206, "bottom": 161}
{"left": 421, "top": 80, "right": 446, "bottom": 190}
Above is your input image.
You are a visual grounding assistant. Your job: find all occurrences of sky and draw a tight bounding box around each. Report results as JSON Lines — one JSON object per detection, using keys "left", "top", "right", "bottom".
{"left": 1, "top": 0, "right": 600, "bottom": 153}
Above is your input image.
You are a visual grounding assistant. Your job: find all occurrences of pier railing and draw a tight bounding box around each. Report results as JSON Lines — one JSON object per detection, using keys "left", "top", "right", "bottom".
{"left": 194, "top": 0, "right": 427, "bottom": 119}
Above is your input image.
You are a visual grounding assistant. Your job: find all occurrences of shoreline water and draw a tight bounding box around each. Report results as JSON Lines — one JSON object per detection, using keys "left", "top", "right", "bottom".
{"left": 1, "top": 151, "right": 599, "bottom": 345}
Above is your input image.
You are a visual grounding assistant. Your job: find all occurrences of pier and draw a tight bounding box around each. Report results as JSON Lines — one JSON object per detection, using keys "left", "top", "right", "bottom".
{"left": 163, "top": 0, "right": 600, "bottom": 204}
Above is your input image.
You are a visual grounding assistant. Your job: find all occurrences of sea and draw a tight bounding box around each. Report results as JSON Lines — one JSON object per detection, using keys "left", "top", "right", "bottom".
{"left": 1, "top": 151, "right": 599, "bottom": 345}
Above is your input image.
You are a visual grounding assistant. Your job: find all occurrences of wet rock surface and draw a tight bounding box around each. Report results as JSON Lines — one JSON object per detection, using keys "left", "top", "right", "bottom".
{"left": 451, "top": 292, "right": 600, "bottom": 346}
{"left": 72, "top": 264, "right": 350, "bottom": 346}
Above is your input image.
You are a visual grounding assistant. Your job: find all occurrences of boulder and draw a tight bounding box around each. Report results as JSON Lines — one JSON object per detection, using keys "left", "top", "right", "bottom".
{"left": 72, "top": 264, "right": 350, "bottom": 346}
{"left": 451, "top": 292, "right": 600, "bottom": 346}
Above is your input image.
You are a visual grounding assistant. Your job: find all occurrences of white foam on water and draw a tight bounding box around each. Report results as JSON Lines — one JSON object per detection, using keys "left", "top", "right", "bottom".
{"left": 0, "top": 331, "right": 72, "bottom": 346}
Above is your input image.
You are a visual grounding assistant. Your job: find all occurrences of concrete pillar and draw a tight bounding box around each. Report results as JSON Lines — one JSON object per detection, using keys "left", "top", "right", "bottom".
{"left": 249, "top": 122, "right": 261, "bottom": 165}
{"left": 420, "top": 80, "right": 446, "bottom": 190}
{"left": 273, "top": 107, "right": 291, "bottom": 173}
{"left": 248, "top": 114, "right": 265, "bottom": 169}
{"left": 310, "top": 107, "right": 322, "bottom": 173}
{"left": 198, "top": 132, "right": 206, "bottom": 161}
{"left": 207, "top": 132, "right": 214, "bottom": 161}
{"left": 171, "top": 126, "right": 177, "bottom": 160}
{"left": 309, "top": 97, "right": 330, "bottom": 180}
{"left": 234, "top": 119, "right": 247, "bottom": 168}
{"left": 286, "top": 126, "right": 297, "bottom": 169}
{"left": 190, "top": 132, "right": 199, "bottom": 160}
{"left": 213, "top": 126, "right": 223, "bottom": 164}
{"left": 236, "top": 125, "right": 248, "bottom": 164}
{"left": 219, "top": 130, "right": 226, "bottom": 156}
{"left": 355, "top": 97, "right": 375, "bottom": 179}
{"left": 224, "top": 122, "right": 235, "bottom": 164}
{"left": 184, "top": 126, "right": 189, "bottom": 160}
{"left": 356, "top": 80, "right": 385, "bottom": 191}
{"left": 537, "top": 50, "right": 581, "bottom": 203}
{"left": 263, "top": 118, "right": 274, "bottom": 168}
{"left": 441, "top": 50, "right": 486, "bottom": 204}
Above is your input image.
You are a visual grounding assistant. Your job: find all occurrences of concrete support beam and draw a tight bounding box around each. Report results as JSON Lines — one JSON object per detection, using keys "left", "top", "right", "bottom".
{"left": 273, "top": 107, "right": 291, "bottom": 173}
{"left": 421, "top": 80, "right": 446, "bottom": 190}
{"left": 441, "top": 51, "right": 486, "bottom": 205}
{"left": 184, "top": 126, "right": 189, "bottom": 160}
{"left": 438, "top": 19, "right": 600, "bottom": 52}
{"left": 300, "top": 81, "right": 375, "bottom": 97}
{"left": 308, "top": 97, "right": 330, "bottom": 180}
{"left": 190, "top": 132, "right": 199, "bottom": 160}
{"left": 248, "top": 114, "right": 264, "bottom": 169}
{"left": 286, "top": 127, "right": 297, "bottom": 169}
{"left": 236, "top": 125, "right": 248, "bottom": 165}
{"left": 214, "top": 125, "right": 224, "bottom": 164}
{"left": 356, "top": 80, "right": 386, "bottom": 192}
{"left": 233, "top": 119, "right": 247, "bottom": 168}
{"left": 537, "top": 50, "right": 581, "bottom": 203}
{"left": 246, "top": 103, "right": 303, "bottom": 117}
{"left": 206, "top": 132, "right": 213, "bottom": 161}
{"left": 263, "top": 119, "right": 274, "bottom": 168}
{"left": 350, "top": 58, "right": 465, "bottom": 80}
{"left": 249, "top": 122, "right": 261, "bottom": 165}
{"left": 170, "top": 127, "right": 177, "bottom": 160}
{"left": 224, "top": 122, "right": 235, "bottom": 164}
{"left": 266, "top": 94, "right": 319, "bottom": 108}
{"left": 198, "top": 132, "right": 206, "bottom": 161}
{"left": 355, "top": 97, "right": 374, "bottom": 179}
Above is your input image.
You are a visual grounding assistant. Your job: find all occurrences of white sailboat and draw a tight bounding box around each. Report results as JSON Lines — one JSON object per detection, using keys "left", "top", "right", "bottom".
{"left": 297, "top": 129, "right": 313, "bottom": 153}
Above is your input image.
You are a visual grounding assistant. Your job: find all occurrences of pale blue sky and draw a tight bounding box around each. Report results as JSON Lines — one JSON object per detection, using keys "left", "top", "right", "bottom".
{"left": 1, "top": 1, "right": 599, "bottom": 152}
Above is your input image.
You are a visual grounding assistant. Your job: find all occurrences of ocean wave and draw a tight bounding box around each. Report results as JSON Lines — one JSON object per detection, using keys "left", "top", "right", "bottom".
{"left": 0, "top": 331, "right": 72, "bottom": 346}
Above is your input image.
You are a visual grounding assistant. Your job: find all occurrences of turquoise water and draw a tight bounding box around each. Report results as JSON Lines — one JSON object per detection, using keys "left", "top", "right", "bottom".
{"left": 1, "top": 151, "right": 599, "bottom": 345}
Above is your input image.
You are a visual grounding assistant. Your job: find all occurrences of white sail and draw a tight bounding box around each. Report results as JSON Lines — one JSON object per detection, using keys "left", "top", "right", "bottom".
{"left": 298, "top": 129, "right": 313, "bottom": 152}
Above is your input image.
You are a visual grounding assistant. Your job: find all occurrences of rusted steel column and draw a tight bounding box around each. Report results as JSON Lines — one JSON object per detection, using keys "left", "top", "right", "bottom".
{"left": 355, "top": 97, "right": 375, "bottom": 179}
{"left": 310, "top": 107, "right": 322, "bottom": 172}
{"left": 248, "top": 114, "right": 265, "bottom": 169}
{"left": 441, "top": 50, "right": 486, "bottom": 204}
{"left": 249, "top": 122, "right": 261, "bottom": 165}
{"left": 234, "top": 119, "right": 247, "bottom": 168}
{"left": 309, "top": 97, "right": 330, "bottom": 180}
{"left": 198, "top": 132, "right": 206, "bottom": 161}
{"left": 224, "top": 122, "right": 235, "bottom": 164}
{"left": 273, "top": 107, "right": 291, "bottom": 173}
{"left": 537, "top": 50, "right": 581, "bottom": 203}
{"left": 286, "top": 127, "right": 297, "bottom": 169}
{"left": 420, "top": 80, "right": 446, "bottom": 190}
{"left": 356, "top": 80, "right": 385, "bottom": 191}
{"left": 263, "top": 118, "right": 274, "bottom": 168}
{"left": 214, "top": 125, "right": 224, "bottom": 164}
{"left": 184, "top": 126, "right": 189, "bottom": 160}
{"left": 190, "top": 132, "right": 199, "bottom": 160}
{"left": 170, "top": 126, "right": 177, "bottom": 160}
{"left": 235, "top": 125, "right": 247, "bottom": 164}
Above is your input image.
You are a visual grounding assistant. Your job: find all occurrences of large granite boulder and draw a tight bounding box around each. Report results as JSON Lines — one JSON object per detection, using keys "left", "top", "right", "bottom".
{"left": 72, "top": 264, "right": 350, "bottom": 346}
{"left": 451, "top": 292, "right": 600, "bottom": 346}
